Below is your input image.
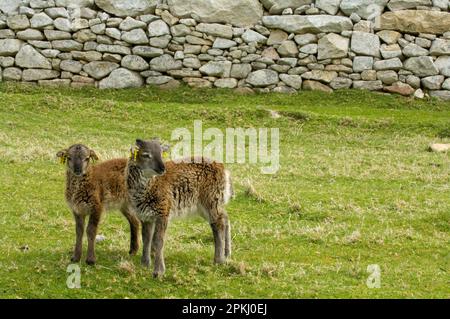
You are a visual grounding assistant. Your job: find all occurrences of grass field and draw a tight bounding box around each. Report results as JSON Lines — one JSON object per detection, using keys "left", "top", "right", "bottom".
{"left": 0, "top": 83, "right": 449, "bottom": 298}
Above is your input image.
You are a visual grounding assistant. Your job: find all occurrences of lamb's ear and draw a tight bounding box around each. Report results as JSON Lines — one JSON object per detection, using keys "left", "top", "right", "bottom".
{"left": 89, "top": 149, "right": 99, "bottom": 161}
{"left": 56, "top": 149, "right": 67, "bottom": 158}
{"left": 136, "top": 139, "right": 145, "bottom": 148}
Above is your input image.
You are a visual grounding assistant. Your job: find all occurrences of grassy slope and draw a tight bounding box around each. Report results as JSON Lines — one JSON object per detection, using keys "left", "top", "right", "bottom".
{"left": 0, "top": 83, "right": 448, "bottom": 298}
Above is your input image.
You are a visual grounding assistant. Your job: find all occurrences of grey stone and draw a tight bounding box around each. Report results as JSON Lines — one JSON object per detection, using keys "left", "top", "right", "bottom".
{"left": 421, "top": 75, "right": 444, "bottom": 90}
{"left": 0, "top": 0, "right": 23, "bottom": 15}
{"left": 196, "top": 23, "right": 233, "bottom": 39}
{"left": 376, "top": 30, "right": 402, "bottom": 44}
{"left": 15, "top": 44, "right": 51, "bottom": 69}
{"left": 230, "top": 63, "right": 252, "bottom": 79}
{"left": 430, "top": 39, "right": 450, "bottom": 56}
{"left": 122, "top": 29, "right": 149, "bottom": 45}
{"left": 318, "top": 33, "right": 349, "bottom": 60}
{"left": 52, "top": 40, "right": 83, "bottom": 51}
{"left": 380, "top": 44, "right": 402, "bottom": 59}
{"left": 279, "top": 74, "right": 302, "bottom": 89}
{"left": 3, "top": 67, "right": 22, "bottom": 81}
{"left": 277, "top": 40, "right": 299, "bottom": 57}
{"left": 302, "top": 70, "right": 338, "bottom": 83}
{"left": 340, "top": 0, "right": 388, "bottom": 19}
{"left": 150, "top": 54, "right": 183, "bottom": 72}
{"left": 0, "top": 57, "right": 15, "bottom": 68}
{"left": 429, "top": 90, "right": 450, "bottom": 100}
{"left": 95, "top": 0, "right": 157, "bottom": 17}
{"left": 403, "top": 43, "right": 429, "bottom": 57}
{"left": 44, "top": 30, "right": 72, "bottom": 40}
{"left": 214, "top": 78, "right": 238, "bottom": 89}
{"left": 22, "top": 69, "right": 60, "bottom": 81}
{"left": 119, "top": 17, "right": 147, "bottom": 31}
{"left": 45, "top": 7, "right": 69, "bottom": 19}
{"left": 404, "top": 56, "right": 439, "bottom": 77}
{"left": 121, "top": 55, "right": 149, "bottom": 71}
{"left": 167, "top": 0, "right": 263, "bottom": 27}
{"left": 315, "top": 0, "right": 341, "bottom": 15}
{"left": 72, "top": 51, "right": 103, "bottom": 62}
{"left": 242, "top": 30, "right": 267, "bottom": 44}
{"left": 442, "top": 78, "right": 450, "bottom": 90}
{"left": 17, "top": 29, "right": 44, "bottom": 41}
{"left": 132, "top": 46, "right": 164, "bottom": 58}
{"left": 377, "top": 70, "right": 398, "bottom": 84}
{"left": 0, "top": 39, "right": 23, "bottom": 57}
{"left": 267, "top": 30, "right": 289, "bottom": 46}
{"left": 99, "top": 68, "right": 144, "bottom": 89}
{"left": 294, "top": 33, "right": 317, "bottom": 46}
{"left": 199, "top": 61, "right": 232, "bottom": 78}
{"left": 7, "top": 15, "right": 30, "bottom": 30}
{"left": 353, "top": 56, "right": 373, "bottom": 72}
{"left": 434, "top": 56, "right": 450, "bottom": 77}
{"left": 262, "top": 0, "right": 313, "bottom": 14}
{"left": 96, "top": 44, "right": 132, "bottom": 55}
{"left": 246, "top": 69, "right": 279, "bottom": 87}
{"left": 353, "top": 80, "right": 383, "bottom": 90}
{"left": 30, "top": 13, "right": 53, "bottom": 29}
{"left": 373, "top": 58, "right": 403, "bottom": 71}
{"left": 351, "top": 32, "right": 380, "bottom": 57}
{"left": 302, "top": 80, "right": 333, "bottom": 92}
{"left": 83, "top": 61, "right": 119, "bottom": 79}
{"left": 54, "top": 18, "right": 71, "bottom": 32}
{"left": 406, "top": 75, "right": 421, "bottom": 88}
{"left": 183, "top": 58, "right": 201, "bottom": 69}
{"left": 300, "top": 44, "right": 318, "bottom": 55}
{"left": 147, "top": 76, "right": 174, "bottom": 85}
{"left": 148, "top": 20, "right": 170, "bottom": 37}
{"left": 213, "top": 38, "right": 237, "bottom": 49}
{"left": 262, "top": 15, "right": 353, "bottom": 34}
{"left": 149, "top": 35, "right": 171, "bottom": 48}
{"left": 387, "top": 0, "right": 431, "bottom": 11}
{"left": 60, "top": 60, "right": 83, "bottom": 73}
{"left": 330, "top": 77, "right": 353, "bottom": 89}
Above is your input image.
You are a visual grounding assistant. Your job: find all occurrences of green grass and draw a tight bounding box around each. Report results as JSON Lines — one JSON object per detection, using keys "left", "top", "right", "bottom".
{"left": 0, "top": 83, "right": 449, "bottom": 299}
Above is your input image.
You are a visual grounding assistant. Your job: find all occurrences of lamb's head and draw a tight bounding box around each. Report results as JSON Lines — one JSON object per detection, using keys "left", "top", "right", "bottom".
{"left": 130, "top": 139, "right": 168, "bottom": 178}
{"left": 57, "top": 144, "right": 99, "bottom": 177}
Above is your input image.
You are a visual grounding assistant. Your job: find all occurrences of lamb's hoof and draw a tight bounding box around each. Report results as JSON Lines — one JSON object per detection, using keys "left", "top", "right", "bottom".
{"left": 141, "top": 258, "right": 150, "bottom": 268}
{"left": 214, "top": 257, "right": 226, "bottom": 265}
{"left": 152, "top": 271, "right": 164, "bottom": 279}
{"left": 129, "top": 249, "right": 139, "bottom": 256}
{"left": 71, "top": 256, "right": 81, "bottom": 263}
{"left": 86, "top": 258, "right": 96, "bottom": 266}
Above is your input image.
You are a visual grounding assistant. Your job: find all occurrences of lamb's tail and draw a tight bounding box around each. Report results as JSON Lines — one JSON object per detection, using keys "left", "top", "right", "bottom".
{"left": 223, "top": 169, "right": 234, "bottom": 204}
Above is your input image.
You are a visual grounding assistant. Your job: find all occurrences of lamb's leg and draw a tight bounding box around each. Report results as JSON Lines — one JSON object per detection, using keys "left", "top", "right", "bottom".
{"left": 152, "top": 216, "right": 168, "bottom": 278}
{"left": 71, "top": 212, "right": 85, "bottom": 263}
{"left": 141, "top": 220, "right": 155, "bottom": 268}
{"left": 224, "top": 211, "right": 232, "bottom": 259}
{"left": 121, "top": 205, "right": 140, "bottom": 256}
{"left": 210, "top": 208, "right": 226, "bottom": 264}
{"left": 86, "top": 212, "right": 100, "bottom": 265}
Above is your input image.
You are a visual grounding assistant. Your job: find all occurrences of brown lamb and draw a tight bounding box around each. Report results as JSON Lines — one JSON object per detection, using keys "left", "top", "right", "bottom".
{"left": 57, "top": 144, "right": 140, "bottom": 265}
{"left": 125, "top": 139, "right": 233, "bottom": 278}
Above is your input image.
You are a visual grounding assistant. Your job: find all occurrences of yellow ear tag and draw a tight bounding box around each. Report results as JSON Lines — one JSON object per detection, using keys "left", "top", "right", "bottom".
{"left": 163, "top": 151, "right": 169, "bottom": 159}
{"left": 130, "top": 149, "right": 139, "bottom": 161}
{"left": 60, "top": 155, "right": 67, "bottom": 165}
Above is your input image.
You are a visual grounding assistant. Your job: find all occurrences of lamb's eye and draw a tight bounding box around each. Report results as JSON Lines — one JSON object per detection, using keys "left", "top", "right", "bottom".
{"left": 85, "top": 158, "right": 90, "bottom": 162}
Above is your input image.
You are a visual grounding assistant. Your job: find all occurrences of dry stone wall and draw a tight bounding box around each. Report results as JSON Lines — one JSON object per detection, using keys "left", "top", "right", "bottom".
{"left": 1, "top": 0, "right": 450, "bottom": 100}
